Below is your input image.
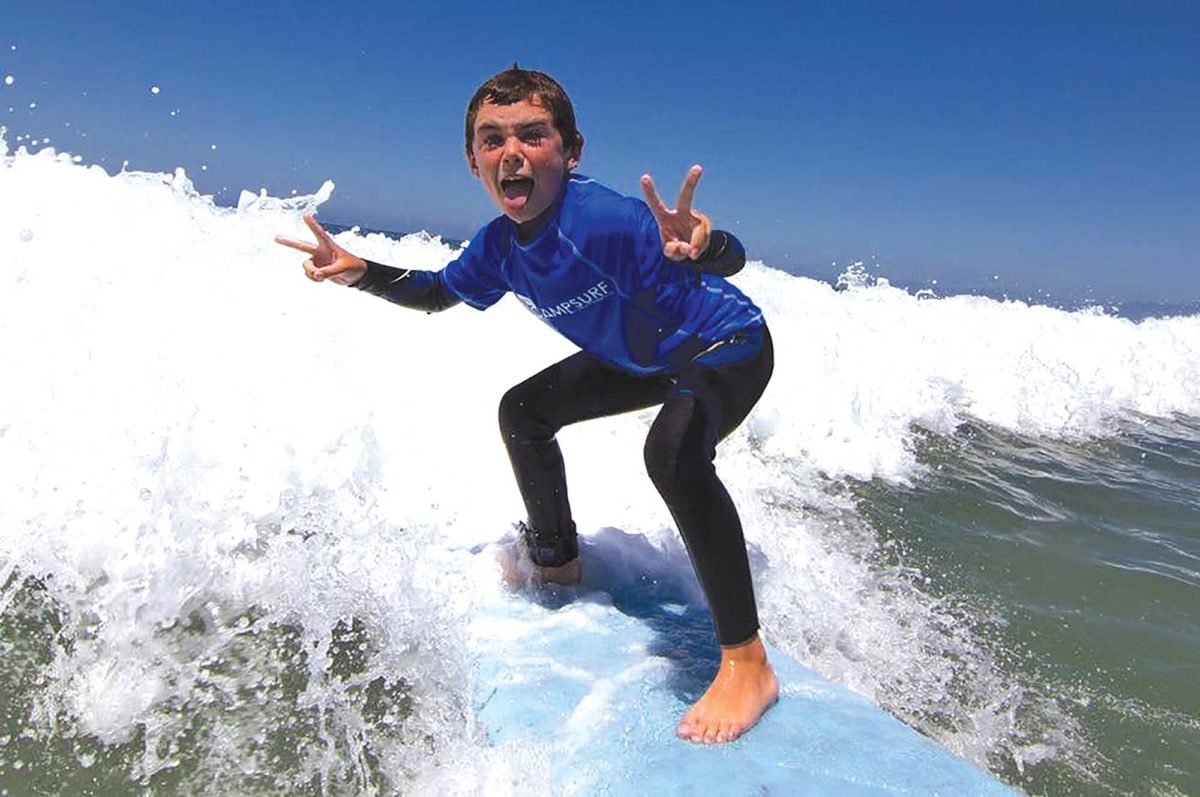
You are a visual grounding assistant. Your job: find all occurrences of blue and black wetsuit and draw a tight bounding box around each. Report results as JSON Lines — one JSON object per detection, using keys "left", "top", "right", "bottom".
{"left": 354, "top": 174, "right": 773, "bottom": 646}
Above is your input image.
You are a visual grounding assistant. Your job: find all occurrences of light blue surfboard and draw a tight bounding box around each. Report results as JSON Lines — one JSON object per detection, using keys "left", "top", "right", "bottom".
{"left": 468, "top": 528, "right": 1018, "bottom": 796}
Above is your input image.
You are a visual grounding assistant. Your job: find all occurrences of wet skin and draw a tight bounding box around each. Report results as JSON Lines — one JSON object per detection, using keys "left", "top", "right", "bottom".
{"left": 467, "top": 99, "right": 577, "bottom": 241}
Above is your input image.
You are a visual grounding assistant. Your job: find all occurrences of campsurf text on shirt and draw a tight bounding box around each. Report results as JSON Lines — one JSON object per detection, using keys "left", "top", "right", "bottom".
{"left": 516, "top": 279, "right": 614, "bottom": 321}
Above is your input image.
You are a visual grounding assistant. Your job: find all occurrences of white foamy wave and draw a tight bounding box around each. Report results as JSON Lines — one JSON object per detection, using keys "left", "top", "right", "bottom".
{"left": 1, "top": 137, "right": 1190, "bottom": 786}
{"left": 0, "top": 140, "right": 525, "bottom": 790}
{"left": 740, "top": 265, "right": 1200, "bottom": 482}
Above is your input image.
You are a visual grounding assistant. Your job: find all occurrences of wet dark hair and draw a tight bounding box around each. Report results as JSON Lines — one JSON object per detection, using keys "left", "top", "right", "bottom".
{"left": 464, "top": 64, "right": 584, "bottom": 163}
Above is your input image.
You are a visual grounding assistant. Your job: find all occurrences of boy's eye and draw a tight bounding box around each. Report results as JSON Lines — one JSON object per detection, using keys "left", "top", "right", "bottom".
{"left": 482, "top": 134, "right": 503, "bottom": 149}
{"left": 521, "top": 130, "right": 546, "bottom": 145}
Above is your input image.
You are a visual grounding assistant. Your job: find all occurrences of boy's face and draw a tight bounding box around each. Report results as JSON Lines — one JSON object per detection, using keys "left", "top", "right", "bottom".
{"left": 468, "top": 98, "right": 577, "bottom": 225}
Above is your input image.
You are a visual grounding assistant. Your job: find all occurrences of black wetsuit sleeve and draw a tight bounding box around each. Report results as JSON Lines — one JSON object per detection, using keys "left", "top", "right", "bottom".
{"left": 352, "top": 260, "right": 461, "bottom": 313}
{"left": 693, "top": 230, "right": 746, "bottom": 277}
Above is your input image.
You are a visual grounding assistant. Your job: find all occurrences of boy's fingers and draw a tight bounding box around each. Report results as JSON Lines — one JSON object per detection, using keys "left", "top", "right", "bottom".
{"left": 274, "top": 234, "right": 318, "bottom": 254}
{"left": 303, "top": 213, "right": 335, "bottom": 246}
{"left": 640, "top": 174, "right": 669, "bottom": 217}
{"left": 688, "top": 211, "right": 711, "bottom": 257}
{"left": 312, "top": 259, "right": 348, "bottom": 278}
{"left": 675, "top": 165, "right": 702, "bottom": 216}
{"left": 304, "top": 257, "right": 341, "bottom": 279}
{"left": 665, "top": 240, "right": 689, "bottom": 260}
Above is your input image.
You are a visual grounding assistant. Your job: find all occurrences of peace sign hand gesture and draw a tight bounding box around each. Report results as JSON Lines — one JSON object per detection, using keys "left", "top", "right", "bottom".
{"left": 274, "top": 214, "right": 368, "bottom": 286}
{"left": 640, "top": 164, "right": 713, "bottom": 261}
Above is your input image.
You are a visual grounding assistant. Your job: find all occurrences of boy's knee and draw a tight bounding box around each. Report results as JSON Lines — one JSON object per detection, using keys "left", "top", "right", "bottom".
{"left": 497, "top": 384, "right": 527, "bottom": 437}
{"left": 644, "top": 397, "right": 715, "bottom": 497}
{"left": 498, "top": 382, "right": 555, "bottom": 441}
{"left": 644, "top": 410, "right": 689, "bottom": 496}
{"left": 644, "top": 427, "right": 674, "bottom": 492}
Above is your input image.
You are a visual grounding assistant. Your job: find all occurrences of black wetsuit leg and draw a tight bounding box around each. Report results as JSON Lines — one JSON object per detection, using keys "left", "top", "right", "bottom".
{"left": 644, "top": 327, "right": 774, "bottom": 646}
{"left": 498, "top": 327, "right": 774, "bottom": 647}
{"left": 498, "top": 353, "right": 674, "bottom": 562}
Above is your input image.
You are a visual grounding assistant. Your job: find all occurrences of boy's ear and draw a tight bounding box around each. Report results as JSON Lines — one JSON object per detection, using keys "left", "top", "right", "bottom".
{"left": 466, "top": 151, "right": 480, "bottom": 178}
{"left": 566, "top": 134, "right": 584, "bottom": 171}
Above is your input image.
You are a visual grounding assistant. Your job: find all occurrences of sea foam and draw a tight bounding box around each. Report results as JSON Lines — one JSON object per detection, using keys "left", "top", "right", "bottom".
{"left": 2, "top": 136, "right": 1197, "bottom": 789}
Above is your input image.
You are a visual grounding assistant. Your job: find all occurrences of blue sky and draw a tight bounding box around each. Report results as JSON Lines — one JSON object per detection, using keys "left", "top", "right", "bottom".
{"left": 4, "top": 1, "right": 1198, "bottom": 303}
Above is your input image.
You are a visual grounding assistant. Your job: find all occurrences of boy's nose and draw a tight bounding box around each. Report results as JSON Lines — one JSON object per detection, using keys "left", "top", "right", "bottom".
{"left": 502, "top": 136, "right": 523, "bottom": 161}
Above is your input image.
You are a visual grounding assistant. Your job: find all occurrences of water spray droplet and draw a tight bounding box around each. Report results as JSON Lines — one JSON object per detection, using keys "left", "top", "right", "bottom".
{"left": 150, "top": 85, "right": 160, "bottom": 95}
{"left": 3, "top": 76, "right": 13, "bottom": 86}
{"left": 19, "top": 229, "right": 33, "bottom": 242}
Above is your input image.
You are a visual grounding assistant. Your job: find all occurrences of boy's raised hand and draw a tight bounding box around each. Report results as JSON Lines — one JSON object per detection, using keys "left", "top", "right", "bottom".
{"left": 640, "top": 165, "right": 713, "bottom": 261}
{"left": 274, "top": 214, "right": 368, "bottom": 285}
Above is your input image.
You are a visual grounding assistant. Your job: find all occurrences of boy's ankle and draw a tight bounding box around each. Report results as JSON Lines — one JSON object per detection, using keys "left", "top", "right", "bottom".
{"left": 533, "top": 557, "right": 581, "bottom": 586}
{"left": 720, "top": 633, "right": 768, "bottom": 662}
{"left": 516, "top": 520, "right": 578, "bottom": 568}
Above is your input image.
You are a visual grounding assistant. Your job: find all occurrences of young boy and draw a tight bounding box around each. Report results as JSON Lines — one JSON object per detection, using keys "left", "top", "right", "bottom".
{"left": 275, "top": 66, "right": 778, "bottom": 744}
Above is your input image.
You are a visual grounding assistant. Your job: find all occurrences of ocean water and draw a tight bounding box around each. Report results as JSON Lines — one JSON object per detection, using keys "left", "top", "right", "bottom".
{"left": 1, "top": 137, "right": 1198, "bottom": 796}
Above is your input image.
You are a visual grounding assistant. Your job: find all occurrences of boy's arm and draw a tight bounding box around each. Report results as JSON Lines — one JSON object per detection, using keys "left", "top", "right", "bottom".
{"left": 274, "top": 214, "right": 461, "bottom": 311}
{"left": 353, "top": 261, "right": 461, "bottom": 313}
{"left": 693, "top": 229, "right": 746, "bottom": 277}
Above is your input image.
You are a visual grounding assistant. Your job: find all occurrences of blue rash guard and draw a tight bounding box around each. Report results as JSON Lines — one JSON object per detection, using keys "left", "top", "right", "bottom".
{"left": 358, "top": 174, "right": 764, "bottom": 375}
{"left": 351, "top": 174, "right": 773, "bottom": 643}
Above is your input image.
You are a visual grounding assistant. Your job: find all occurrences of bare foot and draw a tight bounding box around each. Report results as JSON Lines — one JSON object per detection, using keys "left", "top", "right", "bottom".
{"left": 677, "top": 635, "right": 779, "bottom": 744}
{"left": 496, "top": 541, "right": 582, "bottom": 586}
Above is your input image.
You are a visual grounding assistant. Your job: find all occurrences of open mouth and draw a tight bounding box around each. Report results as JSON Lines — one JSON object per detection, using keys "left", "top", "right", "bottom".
{"left": 500, "top": 176, "right": 534, "bottom": 206}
